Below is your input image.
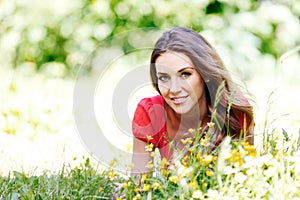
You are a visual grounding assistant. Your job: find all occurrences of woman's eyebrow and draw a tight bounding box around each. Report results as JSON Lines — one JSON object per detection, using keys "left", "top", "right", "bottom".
{"left": 156, "top": 66, "right": 194, "bottom": 74}
{"left": 157, "top": 72, "right": 168, "bottom": 75}
{"left": 178, "top": 66, "right": 194, "bottom": 73}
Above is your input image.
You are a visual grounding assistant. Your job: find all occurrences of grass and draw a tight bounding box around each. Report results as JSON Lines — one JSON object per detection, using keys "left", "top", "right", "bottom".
{"left": 0, "top": 158, "right": 123, "bottom": 199}
{"left": 1, "top": 127, "right": 300, "bottom": 199}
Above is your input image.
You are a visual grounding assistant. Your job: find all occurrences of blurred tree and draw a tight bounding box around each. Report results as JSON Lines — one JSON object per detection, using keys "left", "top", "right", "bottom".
{"left": 0, "top": 0, "right": 299, "bottom": 77}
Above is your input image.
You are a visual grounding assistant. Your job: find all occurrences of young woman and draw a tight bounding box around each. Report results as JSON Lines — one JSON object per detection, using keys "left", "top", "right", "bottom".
{"left": 131, "top": 27, "right": 254, "bottom": 175}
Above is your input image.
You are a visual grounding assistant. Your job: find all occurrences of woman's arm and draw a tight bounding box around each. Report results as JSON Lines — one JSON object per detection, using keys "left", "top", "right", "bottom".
{"left": 131, "top": 137, "right": 152, "bottom": 177}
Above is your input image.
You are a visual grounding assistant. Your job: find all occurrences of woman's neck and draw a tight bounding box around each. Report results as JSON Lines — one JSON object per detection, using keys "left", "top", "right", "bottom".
{"left": 165, "top": 102, "right": 209, "bottom": 132}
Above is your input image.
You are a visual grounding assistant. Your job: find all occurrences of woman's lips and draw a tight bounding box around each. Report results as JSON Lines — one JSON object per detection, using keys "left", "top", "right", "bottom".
{"left": 170, "top": 96, "right": 188, "bottom": 105}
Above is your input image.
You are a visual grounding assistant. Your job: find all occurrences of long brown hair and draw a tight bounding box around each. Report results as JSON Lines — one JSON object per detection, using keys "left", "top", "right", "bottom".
{"left": 150, "top": 27, "right": 254, "bottom": 147}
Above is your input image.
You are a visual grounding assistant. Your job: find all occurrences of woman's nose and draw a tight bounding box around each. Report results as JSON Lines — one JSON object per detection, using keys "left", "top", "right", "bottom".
{"left": 169, "top": 79, "right": 181, "bottom": 94}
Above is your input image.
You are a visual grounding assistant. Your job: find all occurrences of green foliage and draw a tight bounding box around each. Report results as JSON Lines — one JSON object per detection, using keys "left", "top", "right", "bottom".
{"left": 1, "top": 128, "right": 297, "bottom": 199}
{"left": 0, "top": 0, "right": 299, "bottom": 77}
{"left": 0, "top": 158, "right": 122, "bottom": 199}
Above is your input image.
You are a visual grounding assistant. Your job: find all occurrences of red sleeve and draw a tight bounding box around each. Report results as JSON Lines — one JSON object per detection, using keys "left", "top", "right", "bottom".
{"left": 237, "top": 111, "right": 248, "bottom": 132}
{"left": 236, "top": 96, "right": 251, "bottom": 132}
{"left": 132, "top": 96, "right": 166, "bottom": 147}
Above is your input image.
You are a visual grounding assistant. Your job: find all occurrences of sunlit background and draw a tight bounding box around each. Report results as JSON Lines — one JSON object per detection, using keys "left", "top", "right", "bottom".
{"left": 0, "top": 0, "right": 299, "bottom": 175}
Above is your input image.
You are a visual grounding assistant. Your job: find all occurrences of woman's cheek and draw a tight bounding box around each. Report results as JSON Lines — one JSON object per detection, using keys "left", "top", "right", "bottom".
{"left": 158, "top": 83, "right": 169, "bottom": 94}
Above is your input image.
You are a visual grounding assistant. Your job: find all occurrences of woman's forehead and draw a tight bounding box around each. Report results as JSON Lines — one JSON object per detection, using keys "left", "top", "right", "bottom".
{"left": 155, "top": 51, "right": 194, "bottom": 71}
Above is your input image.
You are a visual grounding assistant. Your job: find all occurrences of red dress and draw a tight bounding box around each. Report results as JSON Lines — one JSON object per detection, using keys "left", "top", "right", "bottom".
{"left": 132, "top": 95, "right": 248, "bottom": 159}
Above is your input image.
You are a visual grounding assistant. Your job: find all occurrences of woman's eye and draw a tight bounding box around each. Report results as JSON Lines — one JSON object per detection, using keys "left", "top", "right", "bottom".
{"left": 180, "top": 72, "right": 192, "bottom": 78}
{"left": 158, "top": 75, "right": 169, "bottom": 82}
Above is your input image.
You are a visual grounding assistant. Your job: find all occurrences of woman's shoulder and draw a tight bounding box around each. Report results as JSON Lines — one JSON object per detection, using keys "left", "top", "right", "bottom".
{"left": 138, "top": 95, "right": 164, "bottom": 108}
{"left": 136, "top": 95, "right": 165, "bottom": 115}
{"left": 133, "top": 95, "right": 165, "bottom": 122}
{"left": 132, "top": 95, "right": 166, "bottom": 145}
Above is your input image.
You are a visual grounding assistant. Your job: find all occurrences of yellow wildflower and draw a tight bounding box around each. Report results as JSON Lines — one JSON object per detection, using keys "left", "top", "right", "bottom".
{"left": 200, "top": 137, "right": 209, "bottom": 147}
{"left": 128, "top": 163, "right": 134, "bottom": 169}
{"left": 133, "top": 193, "right": 141, "bottom": 200}
{"left": 108, "top": 170, "right": 115, "bottom": 180}
{"left": 145, "top": 143, "right": 154, "bottom": 152}
{"left": 161, "top": 169, "right": 168, "bottom": 176}
{"left": 188, "top": 128, "right": 195, "bottom": 134}
{"left": 121, "top": 183, "right": 128, "bottom": 189}
{"left": 126, "top": 144, "right": 132, "bottom": 151}
{"left": 109, "top": 158, "right": 117, "bottom": 167}
{"left": 243, "top": 142, "right": 257, "bottom": 157}
{"left": 181, "top": 138, "right": 188, "bottom": 145}
{"left": 153, "top": 182, "right": 160, "bottom": 190}
{"left": 273, "top": 132, "right": 279, "bottom": 141}
{"left": 196, "top": 152, "right": 201, "bottom": 160}
{"left": 203, "top": 154, "right": 214, "bottom": 165}
{"left": 98, "top": 187, "right": 103, "bottom": 192}
{"left": 200, "top": 138, "right": 205, "bottom": 146}
{"left": 198, "top": 154, "right": 215, "bottom": 165}
{"left": 207, "top": 122, "right": 215, "bottom": 128}
{"left": 150, "top": 151, "right": 157, "bottom": 157}
{"left": 141, "top": 174, "right": 147, "bottom": 183}
{"left": 146, "top": 135, "right": 153, "bottom": 141}
{"left": 134, "top": 187, "right": 140, "bottom": 193}
{"left": 181, "top": 137, "right": 193, "bottom": 145}
{"left": 160, "top": 157, "right": 168, "bottom": 168}
{"left": 169, "top": 175, "right": 179, "bottom": 184}
{"left": 146, "top": 160, "right": 154, "bottom": 169}
{"left": 188, "top": 181, "right": 198, "bottom": 189}
{"left": 122, "top": 182, "right": 131, "bottom": 189}
{"left": 227, "top": 149, "right": 242, "bottom": 165}
{"left": 182, "top": 155, "right": 189, "bottom": 166}
{"left": 241, "top": 141, "right": 248, "bottom": 146}
{"left": 142, "top": 184, "right": 150, "bottom": 192}
{"left": 206, "top": 170, "right": 213, "bottom": 176}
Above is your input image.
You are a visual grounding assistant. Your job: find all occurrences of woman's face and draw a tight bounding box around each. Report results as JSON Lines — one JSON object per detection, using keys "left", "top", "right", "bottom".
{"left": 155, "top": 51, "right": 207, "bottom": 115}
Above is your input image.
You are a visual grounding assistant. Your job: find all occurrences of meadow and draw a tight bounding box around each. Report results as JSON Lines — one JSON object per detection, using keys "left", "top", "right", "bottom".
{"left": 1, "top": 59, "right": 300, "bottom": 199}
{"left": 0, "top": 0, "right": 300, "bottom": 199}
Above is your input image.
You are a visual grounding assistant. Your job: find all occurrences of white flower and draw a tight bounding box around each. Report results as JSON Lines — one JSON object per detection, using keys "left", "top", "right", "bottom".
{"left": 263, "top": 154, "right": 274, "bottom": 166}
{"left": 246, "top": 167, "right": 257, "bottom": 176}
{"left": 234, "top": 172, "right": 247, "bottom": 184}
{"left": 192, "top": 190, "right": 204, "bottom": 199}
{"left": 263, "top": 166, "right": 276, "bottom": 178}
{"left": 207, "top": 189, "right": 219, "bottom": 198}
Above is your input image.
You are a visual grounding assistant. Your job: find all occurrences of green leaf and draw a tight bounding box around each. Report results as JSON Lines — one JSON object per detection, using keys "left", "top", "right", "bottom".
{"left": 282, "top": 128, "right": 289, "bottom": 142}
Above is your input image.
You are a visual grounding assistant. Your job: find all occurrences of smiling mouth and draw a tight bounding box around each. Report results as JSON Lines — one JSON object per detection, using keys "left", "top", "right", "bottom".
{"left": 170, "top": 96, "right": 188, "bottom": 104}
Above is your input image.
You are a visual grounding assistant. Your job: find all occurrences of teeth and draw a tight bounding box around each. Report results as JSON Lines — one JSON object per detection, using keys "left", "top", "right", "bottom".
{"left": 172, "top": 97, "right": 186, "bottom": 100}
{"left": 174, "top": 97, "right": 184, "bottom": 100}
{"left": 171, "top": 96, "right": 187, "bottom": 104}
